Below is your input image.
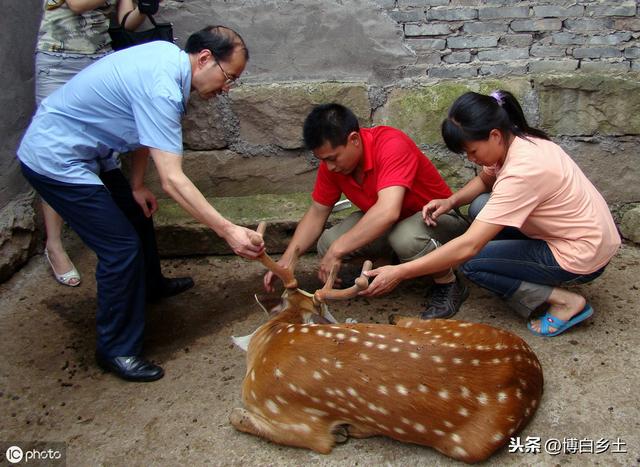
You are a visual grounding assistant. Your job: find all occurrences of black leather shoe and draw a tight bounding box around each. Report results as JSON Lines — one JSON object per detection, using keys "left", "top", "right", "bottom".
{"left": 96, "top": 353, "right": 164, "bottom": 382}
{"left": 147, "top": 276, "right": 194, "bottom": 302}
{"left": 420, "top": 276, "right": 469, "bottom": 320}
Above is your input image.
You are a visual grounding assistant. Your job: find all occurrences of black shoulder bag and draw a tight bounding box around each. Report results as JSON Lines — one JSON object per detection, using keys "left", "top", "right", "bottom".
{"left": 108, "top": 10, "right": 174, "bottom": 51}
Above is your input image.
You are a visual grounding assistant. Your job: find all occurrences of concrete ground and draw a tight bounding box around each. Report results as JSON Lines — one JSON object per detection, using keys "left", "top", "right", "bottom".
{"left": 0, "top": 235, "right": 639, "bottom": 467}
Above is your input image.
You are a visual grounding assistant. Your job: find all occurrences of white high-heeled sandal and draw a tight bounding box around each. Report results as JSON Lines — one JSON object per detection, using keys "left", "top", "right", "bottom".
{"left": 44, "top": 248, "right": 81, "bottom": 287}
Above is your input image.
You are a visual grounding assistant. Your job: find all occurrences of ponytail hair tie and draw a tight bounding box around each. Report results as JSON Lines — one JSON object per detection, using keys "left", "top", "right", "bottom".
{"left": 490, "top": 91, "right": 503, "bottom": 106}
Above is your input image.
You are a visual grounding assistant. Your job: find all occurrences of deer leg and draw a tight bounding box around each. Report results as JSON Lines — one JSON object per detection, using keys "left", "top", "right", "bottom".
{"left": 230, "top": 407, "right": 335, "bottom": 453}
{"left": 346, "top": 423, "right": 378, "bottom": 439}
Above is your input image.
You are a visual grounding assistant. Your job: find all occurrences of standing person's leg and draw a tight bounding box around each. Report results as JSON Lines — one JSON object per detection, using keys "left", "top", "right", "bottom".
{"left": 100, "top": 166, "right": 194, "bottom": 301}
{"left": 42, "top": 202, "right": 81, "bottom": 286}
{"left": 21, "top": 163, "right": 163, "bottom": 381}
{"left": 459, "top": 239, "right": 604, "bottom": 336}
{"left": 389, "top": 210, "right": 469, "bottom": 318}
{"left": 35, "top": 52, "right": 94, "bottom": 287}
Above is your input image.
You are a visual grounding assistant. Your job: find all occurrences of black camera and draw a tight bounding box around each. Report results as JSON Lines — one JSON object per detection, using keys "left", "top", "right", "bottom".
{"left": 138, "top": 0, "right": 160, "bottom": 15}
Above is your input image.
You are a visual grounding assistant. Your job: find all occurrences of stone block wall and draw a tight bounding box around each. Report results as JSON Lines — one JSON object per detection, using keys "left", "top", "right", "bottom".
{"left": 383, "top": 0, "right": 640, "bottom": 78}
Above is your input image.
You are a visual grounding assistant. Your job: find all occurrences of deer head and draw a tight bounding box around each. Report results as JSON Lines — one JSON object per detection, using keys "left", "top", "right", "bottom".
{"left": 230, "top": 222, "right": 544, "bottom": 463}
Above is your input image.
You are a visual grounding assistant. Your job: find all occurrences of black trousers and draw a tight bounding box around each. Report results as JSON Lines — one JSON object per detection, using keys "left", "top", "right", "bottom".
{"left": 100, "top": 168, "right": 164, "bottom": 297}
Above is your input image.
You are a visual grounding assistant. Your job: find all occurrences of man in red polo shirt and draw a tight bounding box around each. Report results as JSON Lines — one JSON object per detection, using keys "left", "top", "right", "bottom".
{"left": 263, "top": 103, "right": 469, "bottom": 318}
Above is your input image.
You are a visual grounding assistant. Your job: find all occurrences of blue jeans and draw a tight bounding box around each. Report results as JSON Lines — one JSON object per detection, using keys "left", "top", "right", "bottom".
{"left": 461, "top": 193, "right": 606, "bottom": 319}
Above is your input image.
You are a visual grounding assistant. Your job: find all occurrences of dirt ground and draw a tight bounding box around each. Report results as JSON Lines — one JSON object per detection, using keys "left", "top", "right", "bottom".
{"left": 1, "top": 234, "right": 639, "bottom": 467}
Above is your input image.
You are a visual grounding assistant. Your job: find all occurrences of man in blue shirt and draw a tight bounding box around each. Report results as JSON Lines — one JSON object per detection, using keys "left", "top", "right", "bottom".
{"left": 17, "top": 26, "right": 264, "bottom": 382}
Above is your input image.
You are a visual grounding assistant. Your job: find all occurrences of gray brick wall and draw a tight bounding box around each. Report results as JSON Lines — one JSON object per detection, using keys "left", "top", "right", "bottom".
{"left": 386, "top": 0, "right": 640, "bottom": 77}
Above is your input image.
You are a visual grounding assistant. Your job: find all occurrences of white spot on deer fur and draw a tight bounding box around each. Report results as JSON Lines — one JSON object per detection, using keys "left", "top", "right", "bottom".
{"left": 444, "top": 421, "right": 454, "bottom": 429}
{"left": 396, "top": 384, "right": 409, "bottom": 396}
{"left": 321, "top": 358, "right": 329, "bottom": 363}
{"left": 515, "top": 354, "right": 522, "bottom": 362}
{"left": 335, "top": 361, "right": 343, "bottom": 369}
{"left": 497, "top": 392, "right": 508, "bottom": 402}
{"left": 433, "top": 429, "right": 445, "bottom": 436}
{"left": 274, "top": 368, "right": 283, "bottom": 378}
{"left": 393, "top": 427, "right": 406, "bottom": 434}
{"left": 312, "top": 397, "right": 321, "bottom": 404}
{"left": 531, "top": 399, "right": 538, "bottom": 407}
{"left": 347, "top": 387, "right": 358, "bottom": 397}
{"left": 348, "top": 402, "right": 357, "bottom": 409}
{"left": 251, "top": 390, "right": 256, "bottom": 400}
{"left": 288, "top": 383, "right": 298, "bottom": 392}
{"left": 351, "top": 329, "right": 360, "bottom": 334}
{"left": 377, "top": 344, "right": 388, "bottom": 350}
{"left": 401, "top": 417, "right": 410, "bottom": 425}
{"left": 300, "top": 327, "right": 309, "bottom": 333}
{"left": 330, "top": 326, "right": 341, "bottom": 330}
{"left": 325, "top": 388, "right": 335, "bottom": 396}
{"left": 336, "top": 333, "right": 346, "bottom": 340}
{"left": 472, "top": 359, "right": 480, "bottom": 366}
{"left": 316, "top": 330, "right": 325, "bottom": 336}
{"left": 377, "top": 423, "right": 389, "bottom": 431}
{"left": 431, "top": 355, "right": 443, "bottom": 363}
{"left": 367, "top": 332, "right": 376, "bottom": 338}
{"left": 265, "top": 400, "right": 280, "bottom": 414}
{"left": 276, "top": 328, "right": 282, "bottom": 334}
{"left": 391, "top": 347, "right": 400, "bottom": 353}
{"left": 453, "top": 358, "right": 463, "bottom": 365}
{"left": 360, "top": 353, "right": 370, "bottom": 361}
{"left": 334, "top": 389, "right": 345, "bottom": 397}
{"left": 525, "top": 407, "right": 531, "bottom": 416}
{"left": 451, "top": 433, "right": 462, "bottom": 443}
{"left": 516, "top": 388, "right": 523, "bottom": 399}
{"left": 492, "top": 358, "right": 501, "bottom": 364}
{"left": 276, "top": 396, "right": 288, "bottom": 405}
{"left": 408, "top": 352, "right": 419, "bottom": 359}
{"left": 287, "top": 327, "right": 295, "bottom": 333}
{"left": 338, "top": 407, "right": 349, "bottom": 414}
{"left": 459, "top": 323, "right": 472, "bottom": 327}
{"left": 394, "top": 338, "right": 404, "bottom": 343}
{"left": 460, "top": 386, "right": 471, "bottom": 398}
{"left": 364, "top": 341, "right": 374, "bottom": 347}
{"left": 418, "top": 384, "right": 428, "bottom": 393}
{"left": 289, "top": 339, "right": 295, "bottom": 344}
{"left": 250, "top": 370, "right": 256, "bottom": 381}
{"left": 262, "top": 357, "right": 267, "bottom": 364}
{"left": 453, "top": 332, "right": 462, "bottom": 337}
{"left": 349, "top": 336, "right": 359, "bottom": 343}
{"left": 433, "top": 335, "right": 441, "bottom": 339}
{"left": 458, "top": 407, "right": 469, "bottom": 417}
{"left": 452, "top": 446, "right": 469, "bottom": 458}
{"left": 409, "top": 340, "right": 418, "bottom": 345}
{"left": 326, "top": 401, "right": 336, "bottom": 409}
{"left": 519, "top": 378, "right": 528, "bottom": 388}
{"left": 322, "top": 369, "right": 331, "bottom": 376}
{"left": 405, "top": 320, "right": 415, "bottom": 327}
{"left": 313, "top": 371, "right": 323, "bottom": 380}
{"left": 438, "top": 390, "right": 450, "bottom": 400}
{"left": 298, "top": 356, "right": 307, "bottom": 363}
{"left": 378, "top": 385, "right": 388, "bottom": 395}
{"left": 414, "top": 423, "right": 426, "bottom": 433}
{"left": 477, "top": 393, "right": 488, "bottom": 405}
{"left": 324, "top": 332, "right": 333, "bottom": 338}
{"left": 493, "top": 433, "right": 504, "bottom": 442}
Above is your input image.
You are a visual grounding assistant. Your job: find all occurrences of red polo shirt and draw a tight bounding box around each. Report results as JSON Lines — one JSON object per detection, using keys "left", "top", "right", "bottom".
{"left": 312, "top": 126, "right": 452, "bottom": 220}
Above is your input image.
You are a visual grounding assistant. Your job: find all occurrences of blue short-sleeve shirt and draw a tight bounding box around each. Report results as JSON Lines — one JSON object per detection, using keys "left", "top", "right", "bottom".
{"left": 18, "top": 41, "right": 192, "bottom": 185}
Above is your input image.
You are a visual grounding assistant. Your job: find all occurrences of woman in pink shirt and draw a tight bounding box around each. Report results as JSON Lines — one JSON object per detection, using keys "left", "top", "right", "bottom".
{"left": 363, "top": 90, "right": 620, "bottom": 337}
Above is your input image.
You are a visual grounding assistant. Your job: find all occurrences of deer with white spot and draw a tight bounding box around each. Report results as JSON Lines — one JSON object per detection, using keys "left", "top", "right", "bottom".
{"left": 230, "top": 222, "right": 544, "bottom": 464}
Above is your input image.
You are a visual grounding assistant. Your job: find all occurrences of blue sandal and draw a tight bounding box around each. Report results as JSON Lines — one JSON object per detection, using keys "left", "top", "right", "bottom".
{"left": 528, "top": 304, "right": 594, "bottom": 337}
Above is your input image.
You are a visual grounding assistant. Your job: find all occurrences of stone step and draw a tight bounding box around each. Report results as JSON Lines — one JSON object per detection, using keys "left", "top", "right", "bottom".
{"left": 153, "top": 193, "right": 355, "bottom": 257}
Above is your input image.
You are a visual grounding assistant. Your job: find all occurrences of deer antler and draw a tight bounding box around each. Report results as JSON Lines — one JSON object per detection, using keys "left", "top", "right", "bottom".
{"left": 313, "top": 260, "right": 372, "bottom": 304}
{"left": 253, "top": 221, "right": 298, "bottom": 289}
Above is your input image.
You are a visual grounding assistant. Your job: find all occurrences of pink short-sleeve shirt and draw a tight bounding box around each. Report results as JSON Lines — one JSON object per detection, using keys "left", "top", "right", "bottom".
{"left": 478, "top": 136, "right": 620, "bottom": 274}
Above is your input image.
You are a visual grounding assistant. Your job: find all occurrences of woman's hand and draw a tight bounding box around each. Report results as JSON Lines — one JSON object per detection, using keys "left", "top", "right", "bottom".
{"left": 360, "top": 265, "right": 405, "bottom": 297}
{"left": 422, "top": 198, "right": 454, "bottom": 227}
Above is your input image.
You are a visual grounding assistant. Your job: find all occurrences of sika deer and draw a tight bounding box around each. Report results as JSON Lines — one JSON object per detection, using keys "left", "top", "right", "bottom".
{"left": 230, "top": 223, "right": 544, "bottom": 463}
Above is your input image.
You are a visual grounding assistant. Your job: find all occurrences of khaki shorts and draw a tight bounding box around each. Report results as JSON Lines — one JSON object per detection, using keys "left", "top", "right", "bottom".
{"left": 317, "top": 210, "right": 469, "bottom": 263}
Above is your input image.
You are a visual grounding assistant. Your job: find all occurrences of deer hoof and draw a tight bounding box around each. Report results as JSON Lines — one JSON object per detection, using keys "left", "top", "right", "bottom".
{"left": 332, "top": 424, "right": 349, "bottom": 443}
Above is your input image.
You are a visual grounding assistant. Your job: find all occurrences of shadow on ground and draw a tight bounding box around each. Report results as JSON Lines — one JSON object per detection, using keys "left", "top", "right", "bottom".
{"left": 1, "top": 235, "right": 639, "bottom": 466}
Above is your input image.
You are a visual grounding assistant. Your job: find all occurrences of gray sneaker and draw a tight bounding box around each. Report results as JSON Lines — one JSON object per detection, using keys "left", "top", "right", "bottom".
{"left": 420, "top": 276, "right": 469, "bottom": 319}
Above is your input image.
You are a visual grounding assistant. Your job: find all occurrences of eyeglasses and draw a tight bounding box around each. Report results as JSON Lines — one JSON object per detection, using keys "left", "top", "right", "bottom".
{"left": 215, "top": 60, "right": 237, "bottom": 87}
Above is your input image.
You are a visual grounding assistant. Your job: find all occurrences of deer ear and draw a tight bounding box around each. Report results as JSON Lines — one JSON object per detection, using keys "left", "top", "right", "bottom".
{"left": 231, "top": 330, "right": 256, "bottom": 352}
